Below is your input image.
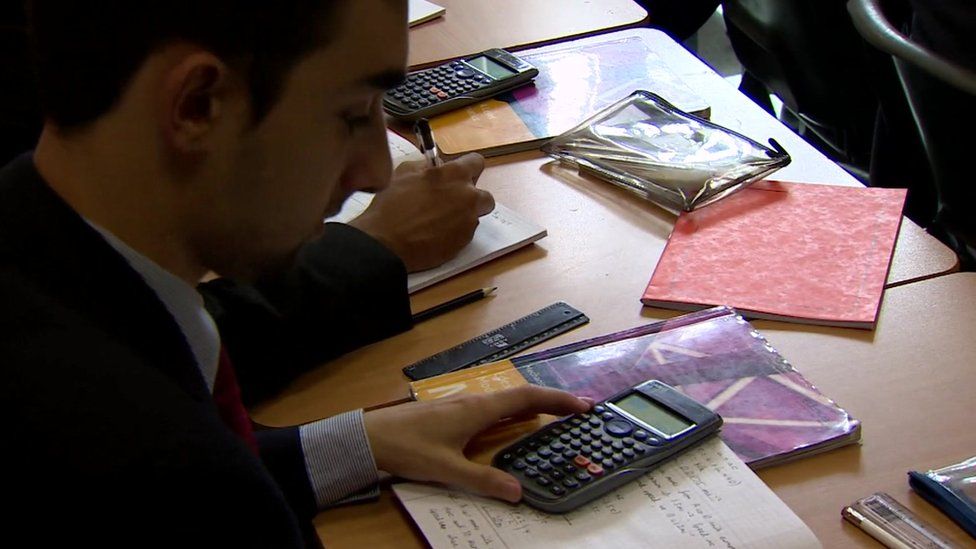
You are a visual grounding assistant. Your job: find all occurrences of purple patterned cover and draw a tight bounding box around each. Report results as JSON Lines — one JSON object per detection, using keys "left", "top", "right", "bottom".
{"left": 509, "top": 306, "right": 861, "bottom": 469}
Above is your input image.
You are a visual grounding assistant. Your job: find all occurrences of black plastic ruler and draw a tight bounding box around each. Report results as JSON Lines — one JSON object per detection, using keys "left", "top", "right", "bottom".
{"left": 403, "top": 302, "right": 589, "bottom": 381}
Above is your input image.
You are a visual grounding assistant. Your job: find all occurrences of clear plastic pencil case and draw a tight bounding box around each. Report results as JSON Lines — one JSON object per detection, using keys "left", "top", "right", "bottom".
{"left": 542, "top": 90, "right": 792, "bottom": 212}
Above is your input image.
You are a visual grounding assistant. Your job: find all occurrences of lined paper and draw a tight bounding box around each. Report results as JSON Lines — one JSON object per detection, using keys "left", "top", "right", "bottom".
{"left": 393, "top": 438, "right": 821, "bottom": 548}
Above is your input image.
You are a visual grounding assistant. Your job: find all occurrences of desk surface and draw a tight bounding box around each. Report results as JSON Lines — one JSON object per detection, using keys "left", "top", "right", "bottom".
{"left": 262, "top": 273, "right": 976, "bottom": 548}
{"left": 407, "top": 0, "right": 648, "bottom": 67}
{"left": 252, "top": 20, "right": 969, "bottom": 549}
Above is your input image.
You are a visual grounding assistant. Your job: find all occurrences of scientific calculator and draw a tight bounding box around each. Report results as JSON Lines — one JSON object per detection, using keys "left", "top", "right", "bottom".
{"left": 493, "top": 380, "right": 722, "bottom": 513}
{"left": 383, "top": 48, "right": 538, "bottom": 121}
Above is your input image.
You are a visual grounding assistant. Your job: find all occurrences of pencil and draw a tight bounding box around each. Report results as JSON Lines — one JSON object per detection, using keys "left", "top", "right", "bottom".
{"left": 412, "top": 287, "right": 497, "bottom": 323}
{"left": 414, "top": 118, "right": 442, "bottom": 167}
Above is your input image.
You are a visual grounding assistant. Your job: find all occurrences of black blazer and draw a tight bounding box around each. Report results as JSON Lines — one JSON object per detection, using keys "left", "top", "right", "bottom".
{"left": 0, "top": 154, "right": 412, "bottom": 547}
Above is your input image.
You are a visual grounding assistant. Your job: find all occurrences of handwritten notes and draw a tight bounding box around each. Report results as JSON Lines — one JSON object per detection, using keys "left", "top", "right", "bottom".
{"left": 392, "top": 438, "right": 821, "bottom": 549}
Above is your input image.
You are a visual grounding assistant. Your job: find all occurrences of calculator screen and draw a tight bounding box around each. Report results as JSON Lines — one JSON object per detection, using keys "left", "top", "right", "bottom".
{"left": 614, "top": 393, "right": 694, "bottom": 437}
{"left": 466, "top": 56, "right": 517, "bottom": 79}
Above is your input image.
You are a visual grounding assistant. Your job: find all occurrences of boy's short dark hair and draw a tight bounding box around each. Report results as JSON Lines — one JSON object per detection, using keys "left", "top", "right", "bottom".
{"left": 28, "top": 1, "right": 341, "bottom": 129}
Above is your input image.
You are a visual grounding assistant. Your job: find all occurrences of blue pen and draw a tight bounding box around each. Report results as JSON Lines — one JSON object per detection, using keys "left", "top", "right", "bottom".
{"left": 414, "top": 118, "right": 443, "bottom": 167}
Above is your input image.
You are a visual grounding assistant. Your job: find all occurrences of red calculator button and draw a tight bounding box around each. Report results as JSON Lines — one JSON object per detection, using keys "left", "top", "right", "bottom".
{"left": 573, "top": 456, "right": 591, "bottom": 468}
{"left": 587, "top": 464, "right": 605, "bottom": 477}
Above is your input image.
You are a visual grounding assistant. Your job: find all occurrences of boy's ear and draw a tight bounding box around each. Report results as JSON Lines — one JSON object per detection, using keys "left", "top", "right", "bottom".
{"left": 160, "top": 51, "right": 234, "bottom": 153}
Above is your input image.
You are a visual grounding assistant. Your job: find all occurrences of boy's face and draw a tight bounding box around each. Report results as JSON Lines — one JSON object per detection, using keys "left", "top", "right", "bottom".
{"left": 188, "top": 0, "right": 408, "bottom": 280}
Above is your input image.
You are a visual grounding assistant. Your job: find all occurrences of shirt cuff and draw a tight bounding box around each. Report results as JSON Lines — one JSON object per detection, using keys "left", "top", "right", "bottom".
{"left": 299, "top": 409, "right": 380, "bottom": 508}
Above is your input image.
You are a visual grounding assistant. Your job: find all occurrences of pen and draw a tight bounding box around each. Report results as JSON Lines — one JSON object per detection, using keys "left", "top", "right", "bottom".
{"left": 411, "top": 287, "right": 497, "bottom": 323}
{"left": 414, "top": 118, "right": 443, "bottom": 167}
{"left": 842, "top": 507, "right": 913, "bottom": 549}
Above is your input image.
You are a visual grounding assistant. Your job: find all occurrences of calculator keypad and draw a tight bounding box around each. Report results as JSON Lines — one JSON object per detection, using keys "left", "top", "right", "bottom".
{"left": 385, "top": 62, "right": 494, "bottom": 113}
{"left": 496, "top": 409, "right": 659, "bottom": 499}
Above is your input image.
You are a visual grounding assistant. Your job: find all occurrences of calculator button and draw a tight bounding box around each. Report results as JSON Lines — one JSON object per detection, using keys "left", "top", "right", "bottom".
{"left": 562, "top": 450, "right": 578, "bottom": 459}
{"left": 593, "top": 405, "right": 606, "bottom": 414}
{"left": 605, "top": 420, "right": 633, "bottom": 437}
{"left": 573, "top": 456, "right": 591, "bottom": 468}
{"left": 536, "top": 477, "right": 551, "bottom": 487}
{"left": 612, "top": 453, "right": 625, "bottom": 463}
{"left": 538, "top": 447, "right": 553, "bottom": 458}
{"left": 645, "top": 436, "right": 662, "bottom": 446}
{"left": 563, "top": 478, "right": 580, "bottom": 489}
{"left": 405, "top": 101, "right": 418, "bottom": 109}
{"left": 551, "top": 442, "right": 565, "bottom": 452}
{"left": 528, "top": 441, "right": 540, "bottom": 450}
{"left": 632, "top": 443, "right": 648, "bottom": 454}
{"left": 581, "top": 413, "right": 592, "bottom": 420}
{"left": 498, "top": 452, "right": 514, "bottom": 463}
{"left": 563, "top": 464, "right": 577, "bottom": 474}
{"left": 540, "top": 435, "right": 554, "bottom": 443}
{"left": 633, "top": 430, "right": 649, "bottom": 441}
{"left": 538, "top": 462, "right": 553, "bottom": 472}
{"left": 513, "top": 459, "right": 527, "bottom": 470}
{"left": 515, "top": 447, "right": 527, "bottom": 456}
{"left": 587, "top": 464, "right": 604, "bottom": 477}
{"left": 575, "top": 471, "right": 592, "bottom": 482}
{"left": 579, "top": 423, "right": 592, "bottom": 432}
{"left": 550, "top": 470, "right": 564, "bottom": 480}
{"left": 602, "top": 459, "right": 616, "bottom": 469}
{"left": 591, "top": 452, "right": 605, "bottom": 462}
{"left": 570, "top": 418, "right": 583, "bottom": 426}
{"left": 580, "top": 446, "right": 592, "bottom": 455}
{"left": 524, "top": 468, "right": 540, "bottom": 478}
{"left": 580, "top": 434, "right": 592, "bottom": 444}
{"left": 428, "top": 86, "right": 441, "bottom": 94}
{"left": 569, "top": 428, "right": 581, "bottom": 437}
{"left": 622, "top": 448, "right": 636, "bottom": 459}
{"left": 550, "top": 456, "right": 566, "bottom": 466}
{"left": 550, "top": 427, "right": 564, "bottom": 436}
{"left": 417, "top": 98, "right": 430, "bottom": 106}
{"left": 526, "top": 454, "right": 540, "bottom": 464}
{"left": 590, "top": 440, "right": 603, "bottom": 450}
{"left": 588, "top": 417, "right": 602, "bottom": 427}
{"left": 559, "top": 433, "right": 572, "bottom": 443}
{"left": 601, "top": 412, "right": 615, "bottom": 421}
{"left": 611, "top": 440, "right": 624, "bottom": 451}
{"left": 550, "top": 485, "right": 566, "bottom": 496}
{"left": 622, "top": 438, "right": 635, "bottom": 446}
{"left": 454, "top": 68, "right": 475, "bottom": 79}
{"left": 602, "top": 436, "right": 613, "bottom": 446}
{"left": 569, "top": 440, "right": 582, "bottom": 450}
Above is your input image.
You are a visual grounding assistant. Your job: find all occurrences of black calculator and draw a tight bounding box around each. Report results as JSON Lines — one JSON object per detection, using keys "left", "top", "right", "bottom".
{"left": 492, "top": 380, "right": 722, "bottom": 513}
{"left": 383, "top": 48, "right": 538, "bottom": 121}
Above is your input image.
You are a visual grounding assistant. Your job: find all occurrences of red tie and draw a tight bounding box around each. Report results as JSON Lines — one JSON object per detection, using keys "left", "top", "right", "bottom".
{"left": 213, "top": 347, "right": 259, "bottom": 454}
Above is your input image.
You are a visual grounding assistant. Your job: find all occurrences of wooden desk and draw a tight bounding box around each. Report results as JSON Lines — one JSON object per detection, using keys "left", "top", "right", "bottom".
{"left": 755, "top": 273, "right": 976, "bottom": 547}
{"left": 251, "top": 24, "right": 970, "bottom": 549}
{"left": 256, "top": 274, "right": 976, "bottom": 548}
{"left": 407, "top": 0, "right": 648, "bottom": 68}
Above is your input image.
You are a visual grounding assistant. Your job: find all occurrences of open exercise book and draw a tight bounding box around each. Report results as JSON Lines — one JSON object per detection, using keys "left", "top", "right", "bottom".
{"left": 326, "top": 131, "right": 547, "bottom": 293}
{"left": 393, "top": 437, "right": 821, "bottom": 549}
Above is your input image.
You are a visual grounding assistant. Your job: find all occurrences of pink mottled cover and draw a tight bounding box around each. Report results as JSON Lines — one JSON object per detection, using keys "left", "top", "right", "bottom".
{"left": 642, "top": 180, "right": 907, "bottom": 329}
{"left": 508, "top": 307, "right": 860, "bottom": 469}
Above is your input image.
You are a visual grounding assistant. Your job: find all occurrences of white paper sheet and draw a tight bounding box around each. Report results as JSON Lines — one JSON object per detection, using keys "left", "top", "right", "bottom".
{"left": 393, "top": 438, "right": 821, "bottom": 549}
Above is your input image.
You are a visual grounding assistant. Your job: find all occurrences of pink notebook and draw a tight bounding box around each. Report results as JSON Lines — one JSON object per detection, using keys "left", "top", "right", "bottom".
{"left": 642, "top": 180, "right": 907, "bottom": 329}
